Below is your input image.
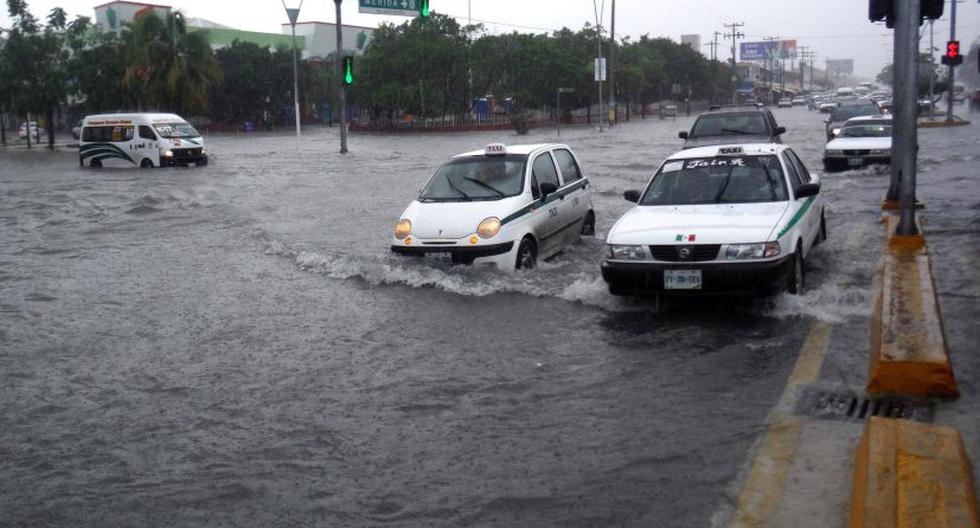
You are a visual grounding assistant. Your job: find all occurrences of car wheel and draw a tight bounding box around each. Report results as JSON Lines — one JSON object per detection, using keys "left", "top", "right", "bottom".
{"left": 90, "top": 159, "right": 102, "bottom": 168}
{"left": 140, "top": 158, "right": 154, "bottom": 168}
{"left": 787, "top": 243, "right": 805, "bottom": 295}
{"left": 515, "top": 237, "right": 537, "bottom": 270}
{"left": 581, "top": 211, "right": 596, "bottom": 236}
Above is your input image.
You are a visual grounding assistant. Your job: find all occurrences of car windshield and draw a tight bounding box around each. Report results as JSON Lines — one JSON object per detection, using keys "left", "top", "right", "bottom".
{"left": 153, "top": 122, "right": 200, "bottom": 138}
{"left": 640, "top": 155, "right": 788, "bottom": 206}
{"left": 832, "top": 105, "right": 880, "bottom": 122}
{"left": 691, "top": 113, "right": 768, "bottom": 138}
{"left": 419, "top": 155, "right": 527, "bottom": 202}
{"left": 839, "top": 123, "right": 891, "bottom": 138}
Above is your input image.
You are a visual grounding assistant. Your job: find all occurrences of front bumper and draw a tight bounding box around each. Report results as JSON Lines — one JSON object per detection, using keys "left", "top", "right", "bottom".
{"left": 162, "top": 150, "right": 208, "bottom": 167}
{"left": 601, "top": 255, "right": 794, "bottom": 296}
{"left": 822, "top": 156, "right": 890, "bottom": 171}
{"left": 391, "top": 241, "right": 515, "bottom": 264}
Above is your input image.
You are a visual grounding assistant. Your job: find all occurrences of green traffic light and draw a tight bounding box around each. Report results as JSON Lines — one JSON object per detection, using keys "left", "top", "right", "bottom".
{"left": 344, "top": 57, "right": 353, "bottom": 85}
{"left": 421, "top": 0, "right": 429, "bottom": 17}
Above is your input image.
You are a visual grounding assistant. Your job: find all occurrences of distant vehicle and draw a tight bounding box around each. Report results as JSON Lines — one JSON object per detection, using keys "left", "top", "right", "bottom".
{"left": 390, "top": 143, "right": 595, "bottom": 269}
{"left": 603, "top": 144, "right": 826, "bottom": 296}
{"left": 79, "top": 113, "right": 208, "bottom": 168}
{"left": 777, "top": 99, "right": 793, "bottom": 108}
{"left": 18, "top": 122, "right": 44, "bottom": 140}
{"left": 877, "top": 99, "right": 893, "bottom": 114}
{"left": 662, "top": 103, "right": 678, "bottom": 118}
{"left": 970, "top": 90, "right": 980, "bottom": 113}
{"left": 823, "top": 116, "right": 892, "bottom": 172}
{"left": 825, "top": 101, "right": 882, "bottom": 140}
{"left": 836, "top": 87, "right": 855, "bottom": 98}
{"left": 71, "top": 121, "right": 82, "bottom": 140}
{"left": 679, "top": 106, "right": 785, "bottom": 149}
{"left": 792, "top": 97, "right": 806, "bottom": 106}
{"left": 818, "top": 100, "right": 838, "bottom": 113}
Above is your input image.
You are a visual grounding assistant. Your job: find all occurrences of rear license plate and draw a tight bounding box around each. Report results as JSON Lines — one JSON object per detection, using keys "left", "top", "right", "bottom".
{"left": 664, "top": 270, "right": 702, "bottom": 290}
{"left": 425, "top": 252, "right": 452, "bottom": 264}
{"left": 848, "top": 158, "right": 864, "bottom": 167}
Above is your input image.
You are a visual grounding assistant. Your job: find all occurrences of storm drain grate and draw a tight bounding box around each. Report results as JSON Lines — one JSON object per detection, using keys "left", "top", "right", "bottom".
{"left": 794, "top": 389, "right": 935, "bottom": 423}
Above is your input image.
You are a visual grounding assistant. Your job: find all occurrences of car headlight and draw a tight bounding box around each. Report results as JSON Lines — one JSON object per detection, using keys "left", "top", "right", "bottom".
{"left": 831, "top": 128, "right": 842, "bottom": 136}
{"left": 726, "top": 242, "right": 781, "bottom": 260}
{"left": 825, "top": 149, "right": 843, "bottom": 157}
{"left": 477, "top": 217, "right": 501, "bottom": 239}
{"left": 870, "top": 149, "right": 890, "bottom": 156}
{"left": 608, "top": 244, "right": 646, "bottom": 260}
{"left": 164, "top": 150, "right": 173, "bottom": 157}
{"left": 394, "top": 219, "right": 411, "bottom": 240}
{"left": 201, "top": 147, "right": 207, "bottom": 155}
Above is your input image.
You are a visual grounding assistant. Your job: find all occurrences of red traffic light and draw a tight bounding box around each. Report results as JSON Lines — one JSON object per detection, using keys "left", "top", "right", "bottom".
{"left": 942, "top": 40, "right": 963, "bottom": 66}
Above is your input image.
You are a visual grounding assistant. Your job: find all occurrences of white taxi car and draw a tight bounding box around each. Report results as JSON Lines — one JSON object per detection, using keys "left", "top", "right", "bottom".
{"left": 391, "top": 143, "right": 595, "bottom": 269}
{"left": 602, "top": 144, "right": 826, "bottom": 296}
{"left": 823, "top": 115, "right": 891, "bottom": 172}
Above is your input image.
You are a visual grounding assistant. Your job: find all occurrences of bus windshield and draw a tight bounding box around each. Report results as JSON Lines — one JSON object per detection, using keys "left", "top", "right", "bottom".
{"left": 153, "top": 122, "right": 200, "bottom": 139}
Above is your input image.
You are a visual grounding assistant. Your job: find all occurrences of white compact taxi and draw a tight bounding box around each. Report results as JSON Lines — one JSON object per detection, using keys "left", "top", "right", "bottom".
{"left": 79, "top": 113, "right": 208, "bottom": 168}
{"left": 602, "top": 144, "right": 826, "bottom": 296}
{"left": 823, "top": 115, "right": 892, "bottom": 172}
{"left": 391, "top": 143, "right": 595, "bottom": 269}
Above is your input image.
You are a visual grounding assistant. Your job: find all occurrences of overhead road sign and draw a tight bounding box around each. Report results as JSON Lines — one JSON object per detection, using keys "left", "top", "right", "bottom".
{"left": 359, "top": 0, "right": 422, "bottom": 16}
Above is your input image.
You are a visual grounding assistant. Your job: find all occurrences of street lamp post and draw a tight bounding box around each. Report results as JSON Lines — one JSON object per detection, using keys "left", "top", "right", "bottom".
{"left": 335, "top": 0, "right": 348, "bottom": 154}
{"left": 282, "top": 0, "right": 304, "bottom": 139}
{"left": 592, "top": 0, "right": 605, "bottom": 132}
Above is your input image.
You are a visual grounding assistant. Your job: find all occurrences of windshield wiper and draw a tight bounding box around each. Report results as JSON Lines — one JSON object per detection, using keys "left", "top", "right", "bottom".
{"left": 462, "top": 177, "right": 506, "bottom": 197}
{"left": 713, "top": 168, "right": 735, "bottom": 203}
{"left": 721, "top": 128, "right": 754, "bottom": 135}
{"left": 445, "top": 178, "right": 472, "bottom": 200}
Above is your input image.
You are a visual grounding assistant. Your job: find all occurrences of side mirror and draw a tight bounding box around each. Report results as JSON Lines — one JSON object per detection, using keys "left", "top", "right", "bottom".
{"left": 774, "top": 126, "right": 786, "bottom": 135}
{"left": 678, "top": 131, "right": 689, "bottom": 140}
{"left": 539, "top": 182, "right": 558, "bottom": 199}
{"left": 624, "top": 190, "right": 641, "bottom": 203}
{"left": 795, "top": 183, "right": 820, "bottom": 200}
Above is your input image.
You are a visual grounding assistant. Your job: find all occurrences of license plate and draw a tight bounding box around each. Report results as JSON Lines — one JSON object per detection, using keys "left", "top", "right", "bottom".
{"left": 664, "top": 270, "right": 702, "bottom": 290}
{"left": 425, "top": 252, "right": 452, "bottom": 264}
{"left": 848, "top": 158, "right": 864, "bottom": 167}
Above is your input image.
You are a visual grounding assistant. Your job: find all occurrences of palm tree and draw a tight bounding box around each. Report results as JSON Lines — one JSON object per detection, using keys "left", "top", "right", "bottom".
{"left": 123, "top": 10, "right": 221, "bottom": 114}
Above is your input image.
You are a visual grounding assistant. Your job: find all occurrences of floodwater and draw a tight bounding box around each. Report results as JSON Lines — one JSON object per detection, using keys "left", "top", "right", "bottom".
{"left": 1, "top": 107, "right": 976, "bottom": 527}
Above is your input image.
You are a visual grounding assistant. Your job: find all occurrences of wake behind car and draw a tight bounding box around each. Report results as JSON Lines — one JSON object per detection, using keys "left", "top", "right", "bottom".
{"left": 602, "top": 144, "right": 826, "bottom": 296}
{"left": 79, "top": 113, "right": 207, "bottom": 168}
{"left": 390, "top": 143, "right": 595, "bottom": 269}
{"left": 679, "top": 105, "right": 785, "bottom": 149}
{"left": 824, "top": 116, "right": 892, "bottom": 172}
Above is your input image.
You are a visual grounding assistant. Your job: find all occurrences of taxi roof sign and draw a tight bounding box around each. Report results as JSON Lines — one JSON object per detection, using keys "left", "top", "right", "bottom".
{"left": 485, "top": 143, "right": 507, "bottom": 156}
{"left": 718, "top": 146, "right": 744, "bottom": 155}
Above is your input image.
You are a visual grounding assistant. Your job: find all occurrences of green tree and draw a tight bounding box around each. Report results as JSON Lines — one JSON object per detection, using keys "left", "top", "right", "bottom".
{"left": 122, "top": 10, "right": 221, "bottom": 114}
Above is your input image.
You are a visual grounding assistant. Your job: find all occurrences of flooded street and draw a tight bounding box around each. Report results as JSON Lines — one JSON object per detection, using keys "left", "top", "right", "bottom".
{"left": 2, "top": 108, "right": 977, "bottom": 527}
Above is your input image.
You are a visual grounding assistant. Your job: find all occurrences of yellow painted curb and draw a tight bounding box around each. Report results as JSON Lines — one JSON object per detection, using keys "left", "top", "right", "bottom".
{"left": 848, "top": 417, "right": 979, "bottom": 528}
{"left": 919, "top": 119, "right": 972, "bottom": 128}
{"left": 881, "top": 199, "right": 925, "bottom": 211}
{"left": 868, "top": 252, "right": 957, "bottom": 399}
{"left": 882, "top": 214, "right": 926, "bottom": 256}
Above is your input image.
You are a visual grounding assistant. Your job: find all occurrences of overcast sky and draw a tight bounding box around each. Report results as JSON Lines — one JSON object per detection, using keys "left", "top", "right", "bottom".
{"left": 4, "top": 0, "right": 979, "bottom": 79}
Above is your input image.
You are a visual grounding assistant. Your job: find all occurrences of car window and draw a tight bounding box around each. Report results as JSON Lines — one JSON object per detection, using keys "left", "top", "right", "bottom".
{"left": 419, "top": 155, "right": 528, "bottom": 202}
{"left": 640, "top": 155, "right": 788, "bottom": 205}
{"left": 692, "top": 113, "right": 768, "bottom": 138}
{"left": 839, "top": 123, "right": 891, "bottom": 138}
{"left": 553, "top": 149, "right": 582, "bottom": 185}
{"left": 532, "top": 153, "right": 560, "bottom": 191}
{"left": 832, "top": 105, "right": 881, "bottom": 121}
{"left": 785, "top": 149, "right": 811, "bottom": 184}
{"left": 82, "top": 125, "right": 134, "bottom": 143}
{"left": 782, "top": 153, "right": 805, "bottom": 190}
{"left": 139, "top": 126, "right": 156, "bottom": 140}
{"left": 530, "top": 174, "right": 541, "bottom": 200}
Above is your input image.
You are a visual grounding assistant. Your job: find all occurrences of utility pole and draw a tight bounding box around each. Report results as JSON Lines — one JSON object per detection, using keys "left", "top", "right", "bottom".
{"left": 928, "top": 19, "right": 935, "bottom": 120}
{"left": 609, "top": 0, "right": 616, "bottom": 126}
{"left": 894, "top": 0, "right": 921, "bottom": 235}
{"left": 592, "top": 0, "right": 605, "bottom": 132}
{"left": 335, "top": 0, "right": 348, "bottom": 153}
{"left": 808, "top": 51, "right": 815, "bottom": 93}
{"left": 798, "top": 45, "right": 810, "bottom": 90}
{"left": 944, "top": 0, "right": 958, "bottom": 122}
{"left": 724, "top": 22, "right": 745, "bottom": 103}
{"left": 763, "top": 36, "right": 780, "bottom": 104}
{"left": 282, "top": 0, "right": 303, "bottom": 139}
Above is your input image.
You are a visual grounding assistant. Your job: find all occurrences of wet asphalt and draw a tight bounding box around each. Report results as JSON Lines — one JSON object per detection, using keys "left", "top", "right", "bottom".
{"left": 1, "top": 106, "right": 977, "bottom": 527}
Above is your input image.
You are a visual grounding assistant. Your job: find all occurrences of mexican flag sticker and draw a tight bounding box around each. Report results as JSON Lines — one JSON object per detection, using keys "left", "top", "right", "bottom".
{"left": 675, "top": 234, "right": 696, "bottom": 242}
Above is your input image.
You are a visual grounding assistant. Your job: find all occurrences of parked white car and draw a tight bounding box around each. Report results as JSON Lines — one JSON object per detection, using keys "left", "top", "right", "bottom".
{"left": 602, "top": 144, "right": 826, "bottom": 296}
{"left": 18, "top": 122, "right": 44, "bottom": 140}
{"left": 391, "top": 143, "right": 595, "bottom": 269}
{"left": 823, "top": 116, "right": 892, "bottom": 172}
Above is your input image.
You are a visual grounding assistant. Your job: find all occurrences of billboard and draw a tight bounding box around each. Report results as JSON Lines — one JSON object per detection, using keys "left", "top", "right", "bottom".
{"left": 681, "top": 34, "right": 701, "bottom": 52}
{"left": 825, "top": 59, "right": 854, "bottom": 76}
{"left": 740, "top": 40, "right": 797, "bottom": 61}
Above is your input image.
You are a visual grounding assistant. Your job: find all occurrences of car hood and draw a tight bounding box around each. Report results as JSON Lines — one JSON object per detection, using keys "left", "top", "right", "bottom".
{"left": 401, "top": 197, "right": 525, "bottom": 239}
{"left": 825, "top": 136, "right": 891, "bottom": 150}
{"left": 607, "top": 202, "right": 790, "bottom": 245}
{"left": 683, "top": 135, "right": 775, "bottom": 149}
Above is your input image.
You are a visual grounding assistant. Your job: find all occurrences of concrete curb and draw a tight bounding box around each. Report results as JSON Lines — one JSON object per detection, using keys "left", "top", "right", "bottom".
{"left": 848, "top": 417, "right": 979, "bottom": 528}
{"left": 919, "top": 118, "right": 972, "bottom": 128}
{"left": 868, "top": 216, "right": 957, "bottom": 399}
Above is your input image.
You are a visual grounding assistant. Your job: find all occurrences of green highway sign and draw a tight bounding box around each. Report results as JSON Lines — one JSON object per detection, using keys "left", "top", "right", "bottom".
{"left": 359, "top": 0, "right": 421, "bottom": 17}
{"left": 558, "top": 87, "right": 575, "bottom": 94}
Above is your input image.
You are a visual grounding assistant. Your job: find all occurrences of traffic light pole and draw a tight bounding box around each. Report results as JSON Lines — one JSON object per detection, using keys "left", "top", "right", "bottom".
{"left": 895, "top": 0, "right": 920, "bottom": 236}
{"left": 335, "top": 0, "right": 348, "bottom": 154}
{"left": 944, "top": 0, "right": 957, "bottom": 122}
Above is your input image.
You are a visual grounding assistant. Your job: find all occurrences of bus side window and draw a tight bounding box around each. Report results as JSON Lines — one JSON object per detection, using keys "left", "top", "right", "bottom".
{"left": 139, "top": 126, "right": 156, "bottom": 141}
